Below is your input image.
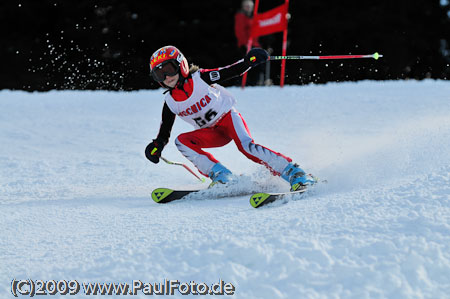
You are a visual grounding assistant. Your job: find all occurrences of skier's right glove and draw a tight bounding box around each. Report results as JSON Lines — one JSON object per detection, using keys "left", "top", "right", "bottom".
{"left": 145, "top": 139, "right": 165, "bottom": 164}
{"left": 245, "top": 48, "right": 269, "bottom": 67}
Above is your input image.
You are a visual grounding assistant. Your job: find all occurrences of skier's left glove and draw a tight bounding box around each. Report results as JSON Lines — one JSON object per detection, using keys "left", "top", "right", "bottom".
{"left": 145, "top": 139, "right": 165, "bottom": 164}
{"left": 245, "top": 48, "right": 269, "bottom": 67}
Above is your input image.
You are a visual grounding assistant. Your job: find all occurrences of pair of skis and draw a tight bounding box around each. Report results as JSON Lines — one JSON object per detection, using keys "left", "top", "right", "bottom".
{"left": 152, "top": 156, "right": 316, "bottom": 207}
{"left": 151, "top": 186, "right": 308, "bottom": 208}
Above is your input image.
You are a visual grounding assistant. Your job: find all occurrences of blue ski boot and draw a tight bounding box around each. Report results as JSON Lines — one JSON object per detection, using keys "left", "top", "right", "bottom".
{"left": 281, "top": 163, "right": 316, "bottom": 191}
{"left": 209, "top": 163, "right": 232, "bottom": 188}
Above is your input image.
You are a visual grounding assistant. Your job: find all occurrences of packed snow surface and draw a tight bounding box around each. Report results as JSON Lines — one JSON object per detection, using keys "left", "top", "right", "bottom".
{"left": 1, "top": 80, "right": 450, "bottom": 298}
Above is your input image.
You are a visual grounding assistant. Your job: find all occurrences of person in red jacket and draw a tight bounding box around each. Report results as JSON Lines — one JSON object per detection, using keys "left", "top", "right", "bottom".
{"left": 145, "top": 45, "right": 315, "bottom": 191}
{"left": 234, "top": 0, "right": 260, "bottom": 52}
{"left": 234, "top": 0, "right": 266, "bottom": 86}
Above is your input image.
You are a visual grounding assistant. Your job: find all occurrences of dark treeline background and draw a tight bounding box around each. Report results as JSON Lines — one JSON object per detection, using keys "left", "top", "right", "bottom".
{"left": 1, "top": 0, "right": 449, "bottom": 90}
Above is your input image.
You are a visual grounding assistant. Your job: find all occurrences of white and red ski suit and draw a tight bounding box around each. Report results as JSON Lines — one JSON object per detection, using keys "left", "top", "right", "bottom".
{"left": 154, "top": 59, "right": 292, "bottom": 178}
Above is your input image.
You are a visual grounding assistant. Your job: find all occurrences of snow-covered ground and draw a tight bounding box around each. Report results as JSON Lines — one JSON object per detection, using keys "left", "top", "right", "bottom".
{"left": 1, "top": 80, "right": 449, "bottom": 298}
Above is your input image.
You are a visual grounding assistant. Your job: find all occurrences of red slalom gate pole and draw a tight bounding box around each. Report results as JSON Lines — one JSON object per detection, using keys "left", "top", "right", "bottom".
{"left": 279, "top": 0, "right": 289, "bottom": 87}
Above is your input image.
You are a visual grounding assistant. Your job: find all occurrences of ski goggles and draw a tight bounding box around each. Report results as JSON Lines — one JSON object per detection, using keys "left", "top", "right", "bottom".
{"left": 151, "top": 60, "right": 179, "bottom": 82}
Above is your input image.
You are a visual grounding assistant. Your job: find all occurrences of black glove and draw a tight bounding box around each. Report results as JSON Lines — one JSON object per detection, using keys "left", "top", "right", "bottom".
{"left": 245, "top": 48, "right": 269, "bottom": 67}
{"left": 145, "top": 139, "right": 165, "bottom": 164}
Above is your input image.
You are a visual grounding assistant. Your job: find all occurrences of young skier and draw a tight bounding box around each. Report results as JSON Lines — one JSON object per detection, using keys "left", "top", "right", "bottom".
{"left": 145, "top": 45, "right": 315, "bottom": 191}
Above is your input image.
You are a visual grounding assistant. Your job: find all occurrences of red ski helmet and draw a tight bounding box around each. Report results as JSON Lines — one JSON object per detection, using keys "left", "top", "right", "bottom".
{"left": 149, "top": 45, "right": 189, "bottom": 83}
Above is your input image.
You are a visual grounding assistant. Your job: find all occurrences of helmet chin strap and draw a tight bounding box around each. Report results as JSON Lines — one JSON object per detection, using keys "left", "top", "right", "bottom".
{"left": 177, "top": 75, "right": 190, "bottom": 97}
{"left": 177, "top": 74, "right": 186, "bottom": 87}
{"left": 161, "top": 72, "right": 189, "bottom": 97}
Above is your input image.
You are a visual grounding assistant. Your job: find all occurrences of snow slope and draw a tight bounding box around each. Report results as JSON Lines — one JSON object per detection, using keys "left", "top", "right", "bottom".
{"left": 1, "top": 80, "right": 450, "bottom": 298}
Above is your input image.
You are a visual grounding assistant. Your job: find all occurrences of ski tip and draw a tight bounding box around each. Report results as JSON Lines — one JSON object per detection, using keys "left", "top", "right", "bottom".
{"left": 250, "top": 193, "right": 271, "bottom": 208}
{"left": 151, "top": 188, "right": 174, "bottom": 203}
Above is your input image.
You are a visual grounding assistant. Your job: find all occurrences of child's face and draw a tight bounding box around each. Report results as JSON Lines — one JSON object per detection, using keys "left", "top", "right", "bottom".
{"left": 163, "top": 73, "right": 180, "bottom": 88}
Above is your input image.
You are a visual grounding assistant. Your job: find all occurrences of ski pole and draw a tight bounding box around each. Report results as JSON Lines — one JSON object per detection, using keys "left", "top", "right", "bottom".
{"left": 160, "top": 156, "right": 206, "bottom": 183}
{"left": 269, "top": 52, "right": 383, "bottom": 61}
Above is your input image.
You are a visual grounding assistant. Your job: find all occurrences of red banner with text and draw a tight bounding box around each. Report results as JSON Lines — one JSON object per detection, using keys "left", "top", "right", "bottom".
{"left": 251, "top": 3, "right": 288, "bottom": 38}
